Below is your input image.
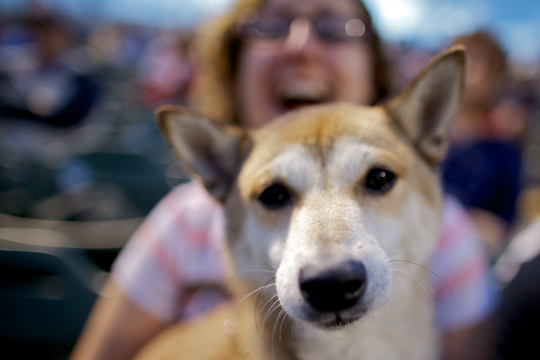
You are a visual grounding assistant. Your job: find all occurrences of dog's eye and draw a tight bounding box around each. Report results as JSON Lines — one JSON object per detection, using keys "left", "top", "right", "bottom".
{"left": 258, "top": 184, "right": 292, "bottom": 209}
{"left": 364, "top": 168, "right": 396, "bottom": 193}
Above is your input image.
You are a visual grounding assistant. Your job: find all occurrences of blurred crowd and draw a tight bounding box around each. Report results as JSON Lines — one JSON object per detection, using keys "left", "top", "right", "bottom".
{"left": 0, "top": 6, "right": 194, "bottom": 224}
{"left": 1, "top": 2, "right": 540, "bottom": 359}
{"left": 0, "top": 8, "right": 197, "bottom": 356}
{"left": 2, "top": 5, "right": 538, "bottom": 242}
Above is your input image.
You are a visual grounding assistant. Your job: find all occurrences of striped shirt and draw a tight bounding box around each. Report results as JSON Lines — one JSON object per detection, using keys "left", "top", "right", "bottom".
{"left": 112, "top": 181, "right": 498, "bottom": 330}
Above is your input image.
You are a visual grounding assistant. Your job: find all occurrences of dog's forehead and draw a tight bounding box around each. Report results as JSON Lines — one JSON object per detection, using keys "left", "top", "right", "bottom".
{"left": 253, "top": 104, "right": 395, "bottom": 150}
{"left": 238, "top": 104, "right": 410, "bottom": 195}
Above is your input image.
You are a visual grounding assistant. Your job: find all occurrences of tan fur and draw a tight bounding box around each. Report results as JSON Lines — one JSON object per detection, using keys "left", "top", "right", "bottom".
{"left": 136, "top": 48, "right": 465, "bottom": 360}
{"left": 135, "top": 282, "right": 296, "bottom": 360}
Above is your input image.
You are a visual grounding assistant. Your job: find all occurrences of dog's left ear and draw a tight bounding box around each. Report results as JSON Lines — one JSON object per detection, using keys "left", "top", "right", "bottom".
{"left": 155, "top": 106, "right": 251, "bottom": 202}
{"left": 386, "top": 46, "right": 465, "bottom": 165}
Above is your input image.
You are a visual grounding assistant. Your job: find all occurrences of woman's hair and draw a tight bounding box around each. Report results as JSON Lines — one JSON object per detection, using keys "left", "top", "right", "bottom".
{"left": 450, "top": 31, "right": 507, "bottom": 108}
{"left": 189, "top": 0, "right": 390, "bottom": 125}
{"left": 451, "top": 31, "right": 507, "bottom": 80}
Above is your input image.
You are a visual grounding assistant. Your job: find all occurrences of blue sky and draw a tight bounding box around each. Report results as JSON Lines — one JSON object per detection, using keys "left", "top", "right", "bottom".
{"left": 1, "top": 0, "right": 539, "bottom": 63}
{"left": 363, "top": 0, "right": 540, "bottom": 62}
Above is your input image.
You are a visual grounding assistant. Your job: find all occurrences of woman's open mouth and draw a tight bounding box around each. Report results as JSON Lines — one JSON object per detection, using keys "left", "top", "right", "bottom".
{"left": 275, "top": 81, "right": 330, "bottom": 111}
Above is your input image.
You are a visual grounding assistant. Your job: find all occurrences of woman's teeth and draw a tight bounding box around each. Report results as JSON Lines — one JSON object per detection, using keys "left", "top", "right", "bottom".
{"left": 278, "top": 82, "right": 329, "bottom": 109}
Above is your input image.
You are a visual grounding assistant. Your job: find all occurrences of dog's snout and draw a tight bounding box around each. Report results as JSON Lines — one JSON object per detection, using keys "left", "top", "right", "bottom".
{"left": 299, "top": 260, "right": 367, "bottom": 313}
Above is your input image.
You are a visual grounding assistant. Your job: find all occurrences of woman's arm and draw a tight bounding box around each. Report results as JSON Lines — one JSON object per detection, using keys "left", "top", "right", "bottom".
{"left": 70, "top": 279, "right": 167, "bottom": 360}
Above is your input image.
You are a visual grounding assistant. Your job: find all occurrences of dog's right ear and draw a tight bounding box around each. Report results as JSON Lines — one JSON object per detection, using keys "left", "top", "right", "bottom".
{"left": 155, "top": 106, "right": 251, "bottom": 202}
{"left": 385, "top": 47, "right": 465, "bottom": 165}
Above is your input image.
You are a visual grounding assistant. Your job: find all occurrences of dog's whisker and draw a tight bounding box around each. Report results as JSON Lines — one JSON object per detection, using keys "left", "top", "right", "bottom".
{"left": 258, "top": 295, "right": 279, "bottom": 329}
{"left": 254, "top": 279, "right": 277, "bottom": 344}
{"left": 261, "top": 297, "right": 281, "bottom": 330}
{"left": 278, "top": 309, "right": 290, "bottom": 341}
{"left": 243, "top": 225, "right": 278, "bottom": 270}
{"left": 392, "top": 273, "right": 434, "bottom": 335}
{"left": 260, "top": 296, "right": 279, "bottom": 321}
{"left": 386, "top": 253, "right": 412, "bottom": 262}
{"left": 272, "top": 309, "right": 287, "bottom": 356}
{"left": 390, "top": 267, "right": 430, "bottom": 287}
{"left": 238, "top": 269, "right": 277, "bottom": 275}
{"left": 235, "top": 280, "right": 276, "bottom": 308}
{"left": 389, "top": 277, "right": 408, "bottom": 317}
{"left": 389, "top": 259, "right": 454, "bottom": 300}
{"left": 392, "top": 273, "right": 424, "bottom": 308}
{"left": 391, "top": 269, "right": 435, "bottom": 316}
{"left": 258, "top": 298, "right": 282, "bottom": 347}
{"left": 392, "top": 273, "right": 430, "bottom": 338}
{"left": 237, "top": 277, "right": 275, "bottom": 306}
{"left": 385, "top": 253, "right": 415, "bottom": 261}
{"left": 260, "top": 294, "right": 280, "bottom": 316}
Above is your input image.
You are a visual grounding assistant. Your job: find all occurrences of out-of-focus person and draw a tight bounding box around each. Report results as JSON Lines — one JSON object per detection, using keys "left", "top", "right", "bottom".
{"left": 0, "top": 12, "right": 100, "bottom": 128}
{"left": 0, "top": 10, "right": 108, "bottom": 217}
{"left": 136, "top": 30, "right": 194, "bottom": 106}
{"left": 442, "top": 31, "right": 522, "bottom": 259}
{"left": 0, "top": 9, "right": 106, "bottom": 167}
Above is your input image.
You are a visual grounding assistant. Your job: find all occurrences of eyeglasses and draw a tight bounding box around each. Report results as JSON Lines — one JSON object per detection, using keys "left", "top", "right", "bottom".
{"left": 237, "top": 12, "right": 371, "bottom": 46}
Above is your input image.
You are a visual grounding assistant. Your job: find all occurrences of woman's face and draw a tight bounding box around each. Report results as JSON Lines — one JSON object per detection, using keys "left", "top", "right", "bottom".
{"left": 463, "top": 49, "right": 501, "bottom": 109}
{"left": 235, "top": 0, "right": 376, "bottom": 128}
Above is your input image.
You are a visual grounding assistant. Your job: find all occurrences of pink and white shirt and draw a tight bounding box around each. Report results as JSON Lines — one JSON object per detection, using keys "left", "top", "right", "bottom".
{"left": 112, "top": 182, "right": 498, "bottom": 330}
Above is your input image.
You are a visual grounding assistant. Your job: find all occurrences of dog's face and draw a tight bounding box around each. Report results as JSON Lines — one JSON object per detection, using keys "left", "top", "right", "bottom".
{"left": 233, "top": 105, "right": 444, "bottom": 328}
{"left": 156, "top": 48, "right": 464, "bottom": 330}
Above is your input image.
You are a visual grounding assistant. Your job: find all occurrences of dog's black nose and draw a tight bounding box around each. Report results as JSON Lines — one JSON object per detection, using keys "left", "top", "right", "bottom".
{"left": 299, "top": 260, "right": 367, "bottom": 313}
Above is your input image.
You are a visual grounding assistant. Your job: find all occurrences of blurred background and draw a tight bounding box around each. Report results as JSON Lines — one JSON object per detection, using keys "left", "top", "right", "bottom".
{"left": 0, "top": 0, "right": 539, "bottom": 359}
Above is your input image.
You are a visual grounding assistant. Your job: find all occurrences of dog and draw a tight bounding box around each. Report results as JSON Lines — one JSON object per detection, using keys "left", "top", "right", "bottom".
{"left": 134, "top": 47, "right": 465, "bottom": 360}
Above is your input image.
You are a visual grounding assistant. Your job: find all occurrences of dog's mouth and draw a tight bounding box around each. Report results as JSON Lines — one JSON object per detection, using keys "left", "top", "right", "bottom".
{"left": 278, "top": 296, "right": 369, "bottom": 331}
{"left": 317, "top": 311, "right": 365, "bottom": 330}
